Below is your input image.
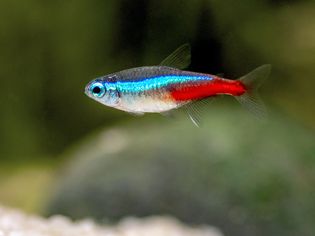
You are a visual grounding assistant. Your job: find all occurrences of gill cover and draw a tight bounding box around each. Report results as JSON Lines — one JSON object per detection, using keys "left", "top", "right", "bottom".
{"left": 86, "top": 78, "right": 120, "bottom": 107}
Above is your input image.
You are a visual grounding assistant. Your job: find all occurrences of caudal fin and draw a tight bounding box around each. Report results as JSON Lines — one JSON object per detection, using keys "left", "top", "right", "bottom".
{"left": 235, "top": 65, "right": 271, "bottom": 119}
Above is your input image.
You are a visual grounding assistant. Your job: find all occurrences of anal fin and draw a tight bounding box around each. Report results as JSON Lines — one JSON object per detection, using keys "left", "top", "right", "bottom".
{"left": 184, "top": 98, "right": 214, "bottom": 127}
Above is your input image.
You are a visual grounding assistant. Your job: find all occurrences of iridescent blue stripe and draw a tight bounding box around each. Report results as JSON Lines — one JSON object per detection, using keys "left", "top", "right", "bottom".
{"left": 114, "top": 75, "right": 212, "bottom": 93}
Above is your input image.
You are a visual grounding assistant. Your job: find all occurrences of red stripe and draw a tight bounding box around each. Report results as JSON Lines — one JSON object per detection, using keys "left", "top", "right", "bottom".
{"left": 170, "top": 78, "right": 246, "bottom": 101}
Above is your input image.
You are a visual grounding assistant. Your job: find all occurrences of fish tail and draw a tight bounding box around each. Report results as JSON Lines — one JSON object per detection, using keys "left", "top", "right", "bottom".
{"left": 235, "top": 64, "right": 271, "bottom": 118}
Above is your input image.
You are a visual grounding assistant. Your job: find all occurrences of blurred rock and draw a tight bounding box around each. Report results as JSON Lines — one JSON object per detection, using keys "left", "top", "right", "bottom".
{"left": 0, "top": 206, "right": 222, "bottom": 236}
{"left": 46, "top": 106, "right": 315, "bottom": 236}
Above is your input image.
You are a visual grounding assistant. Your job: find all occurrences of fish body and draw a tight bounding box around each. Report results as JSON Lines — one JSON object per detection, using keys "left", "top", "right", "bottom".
{"left": 86, "top": 66, "right": 245, "bottom": 113}
{"left": 85, "top": 44, "right": 270, "bottom": 125}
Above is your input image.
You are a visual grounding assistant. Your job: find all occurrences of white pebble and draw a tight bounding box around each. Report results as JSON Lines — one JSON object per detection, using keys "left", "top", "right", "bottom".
{"left": 0, "top": 206, "right": 223, "bottom": 236}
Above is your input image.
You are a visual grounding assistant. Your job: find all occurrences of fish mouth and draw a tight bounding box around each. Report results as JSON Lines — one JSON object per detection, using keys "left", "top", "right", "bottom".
{"left": 84, "top": 82, "right": 92, "bottom": 96}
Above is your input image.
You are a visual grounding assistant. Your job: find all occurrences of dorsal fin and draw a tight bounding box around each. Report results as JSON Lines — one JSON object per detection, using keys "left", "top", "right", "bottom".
{"left": 160, "top": 44, "right": 191, "bottom": 69}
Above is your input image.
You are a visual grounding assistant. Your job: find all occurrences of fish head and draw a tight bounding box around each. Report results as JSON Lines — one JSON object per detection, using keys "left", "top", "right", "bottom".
{"left": 85, "top": 75, "right": 120, "bottom": 108}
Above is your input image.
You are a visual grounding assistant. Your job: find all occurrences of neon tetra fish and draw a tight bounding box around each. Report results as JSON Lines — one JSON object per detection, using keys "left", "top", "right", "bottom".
{"left": 85, "top": 44, "right": 271, "bottom": 126}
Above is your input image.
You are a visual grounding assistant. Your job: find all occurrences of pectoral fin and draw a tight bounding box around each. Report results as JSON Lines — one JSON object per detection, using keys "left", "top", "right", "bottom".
{"left": 128, "top": 111, "right": 144, "bottom": 116}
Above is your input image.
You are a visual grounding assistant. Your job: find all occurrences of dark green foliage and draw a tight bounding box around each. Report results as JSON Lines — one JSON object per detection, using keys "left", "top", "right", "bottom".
{"left": 1, "top": 0, "right": 315, "bottom": 160}
{"left": 46, "top": 107, "right": 315, "bottom": 236}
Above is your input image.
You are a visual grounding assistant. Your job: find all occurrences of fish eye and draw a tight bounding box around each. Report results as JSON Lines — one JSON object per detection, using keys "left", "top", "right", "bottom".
{"left": 90, "top": 82, "right": 105, "bottom": 98}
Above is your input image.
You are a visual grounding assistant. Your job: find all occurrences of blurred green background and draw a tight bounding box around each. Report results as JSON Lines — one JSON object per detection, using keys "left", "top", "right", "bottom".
{"left": 0, "top": 0, "right": 315, "bottom": 235}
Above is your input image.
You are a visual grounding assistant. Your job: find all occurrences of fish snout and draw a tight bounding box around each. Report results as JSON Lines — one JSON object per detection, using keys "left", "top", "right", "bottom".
{"left": 84, "top": 83, "right": 91, "bottom": 96}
